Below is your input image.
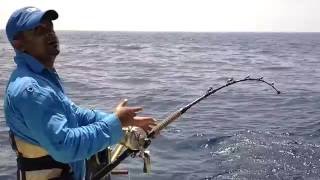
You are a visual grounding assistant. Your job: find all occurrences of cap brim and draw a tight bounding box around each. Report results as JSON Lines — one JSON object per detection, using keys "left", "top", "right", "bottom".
{"left": 41, "top": 10, "right": 58, "bottom": 21}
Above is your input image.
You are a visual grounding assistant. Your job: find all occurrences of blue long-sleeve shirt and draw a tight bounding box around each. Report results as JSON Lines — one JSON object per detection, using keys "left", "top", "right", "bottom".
{"left": 4, "top": 52, "right": 124, "bottom": 180}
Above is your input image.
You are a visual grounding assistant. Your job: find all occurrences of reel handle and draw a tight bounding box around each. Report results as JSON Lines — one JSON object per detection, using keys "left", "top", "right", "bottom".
{"left": 143, "top": 150, "right": 151, "bottom": 173}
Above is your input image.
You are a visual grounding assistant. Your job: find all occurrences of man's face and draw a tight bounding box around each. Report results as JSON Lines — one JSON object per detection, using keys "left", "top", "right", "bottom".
{"left": 17, "top": 20, "right": 60, "bottom": 62}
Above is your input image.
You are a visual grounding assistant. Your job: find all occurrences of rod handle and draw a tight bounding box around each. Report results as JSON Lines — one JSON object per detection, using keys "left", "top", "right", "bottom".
{"left": 148, "top": 109, "right": 182, "bottom": 138}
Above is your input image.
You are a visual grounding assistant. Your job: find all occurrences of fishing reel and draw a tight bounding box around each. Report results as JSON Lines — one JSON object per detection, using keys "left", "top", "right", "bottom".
{"left": 111, "top": 126, "right": 152, "bottom": 173}
{"left": 87, "top": 126, "right": 151, "bottom": 179}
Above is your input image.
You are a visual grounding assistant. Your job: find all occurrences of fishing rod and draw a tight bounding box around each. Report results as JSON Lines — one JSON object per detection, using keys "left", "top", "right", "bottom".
{"left": 92, "top": 76, "right": 280, "bottom": 180}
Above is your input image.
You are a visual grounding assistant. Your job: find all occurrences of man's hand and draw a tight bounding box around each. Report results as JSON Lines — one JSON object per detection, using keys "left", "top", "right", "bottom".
{"left": 115, "top": 99, "right": 158, "bottom": 133}
{"left": 115, "top": 99, "right": 142, "bottom": 127}
{"left": 133, "top": 116, "right": 157, "bottom": 133}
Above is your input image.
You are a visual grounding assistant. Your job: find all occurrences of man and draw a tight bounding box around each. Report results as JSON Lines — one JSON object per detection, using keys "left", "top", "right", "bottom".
{"left": 4, "top": 6, "right": 156, "bottom": 180}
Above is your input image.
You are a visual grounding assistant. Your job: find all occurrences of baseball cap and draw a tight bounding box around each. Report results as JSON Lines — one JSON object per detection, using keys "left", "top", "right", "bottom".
{"left": 6, "top": 6, "right": 58, "bottom": 44}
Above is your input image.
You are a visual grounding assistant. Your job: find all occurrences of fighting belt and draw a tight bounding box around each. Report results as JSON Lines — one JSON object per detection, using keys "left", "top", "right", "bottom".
{"left": 9, "top": 131, "right": 73, "bottom": 180}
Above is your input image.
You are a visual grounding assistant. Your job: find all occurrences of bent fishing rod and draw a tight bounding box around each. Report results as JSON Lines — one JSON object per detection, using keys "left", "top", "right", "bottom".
{"left": 92, "top": 76, "right": 280, "bottom": 180}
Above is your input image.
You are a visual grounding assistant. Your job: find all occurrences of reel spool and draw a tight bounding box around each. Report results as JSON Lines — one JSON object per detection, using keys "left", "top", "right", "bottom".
{"left": 111, "top": 126, "right": 152, "bottom": 173}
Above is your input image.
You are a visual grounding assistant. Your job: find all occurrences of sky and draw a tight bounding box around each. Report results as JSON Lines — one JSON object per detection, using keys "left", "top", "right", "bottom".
{"left": 1, "top": 0, "right": 319, "bottom": 32}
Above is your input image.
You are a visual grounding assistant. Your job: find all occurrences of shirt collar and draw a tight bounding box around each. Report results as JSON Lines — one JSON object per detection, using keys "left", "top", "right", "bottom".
{"left": 14, "top": 52, "right": 46, "bottom": 73}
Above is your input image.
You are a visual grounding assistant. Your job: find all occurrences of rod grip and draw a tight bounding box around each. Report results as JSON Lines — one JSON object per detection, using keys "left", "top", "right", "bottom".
{"left": 148, "top": 110, "right": 182, "bottom": 138}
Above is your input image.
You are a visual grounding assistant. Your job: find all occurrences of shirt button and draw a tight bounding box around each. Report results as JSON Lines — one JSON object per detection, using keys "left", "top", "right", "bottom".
{"left": 26, "top": 87, "right": 34, "bottom": 92}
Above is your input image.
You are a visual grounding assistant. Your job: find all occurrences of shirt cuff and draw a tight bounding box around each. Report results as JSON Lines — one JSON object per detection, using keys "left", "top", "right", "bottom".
{"left": 102, "top": 113, "right": 124, "bottom": 145}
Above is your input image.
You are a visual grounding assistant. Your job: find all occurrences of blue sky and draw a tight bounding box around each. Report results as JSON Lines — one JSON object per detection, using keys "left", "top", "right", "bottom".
{"left": 1, "top": 0, "right": 319, "bottom": 32}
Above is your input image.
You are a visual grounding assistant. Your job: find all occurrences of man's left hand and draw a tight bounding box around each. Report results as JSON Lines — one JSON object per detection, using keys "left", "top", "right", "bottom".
{"left": 133, "top": 116, "right": 157, "bottom": 133}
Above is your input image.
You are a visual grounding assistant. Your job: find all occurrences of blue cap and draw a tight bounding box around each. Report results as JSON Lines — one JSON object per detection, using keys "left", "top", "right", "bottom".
{"left": 6, "top": 6, "right": 58, "bottom": 44}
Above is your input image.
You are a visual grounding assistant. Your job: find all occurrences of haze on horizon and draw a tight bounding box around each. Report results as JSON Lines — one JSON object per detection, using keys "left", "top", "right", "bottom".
{"left": 1, "top": 0, "right": 319, "bottom": 32}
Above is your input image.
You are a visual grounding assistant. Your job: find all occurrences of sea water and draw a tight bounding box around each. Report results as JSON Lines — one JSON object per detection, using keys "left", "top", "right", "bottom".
{"left": 1, "top": 31, "right": 320, "bottom": 179}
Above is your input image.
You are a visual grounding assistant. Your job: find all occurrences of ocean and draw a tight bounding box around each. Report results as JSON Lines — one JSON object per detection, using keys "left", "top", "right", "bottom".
{"left": 0, "top": 31, "right": 320, "bottom": 180}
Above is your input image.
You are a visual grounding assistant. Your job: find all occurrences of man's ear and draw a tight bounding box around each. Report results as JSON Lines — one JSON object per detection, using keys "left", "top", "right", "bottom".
{"left": 12, "top": 40, "right": 24, "bottom": 51}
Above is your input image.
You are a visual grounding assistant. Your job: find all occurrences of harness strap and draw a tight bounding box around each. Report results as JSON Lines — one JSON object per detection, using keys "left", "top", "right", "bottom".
{"left": 9, "top": 131, "right": 20, "bottom": 155}
{"left": 17, "top": 155, "right": 70, "bottom": 171}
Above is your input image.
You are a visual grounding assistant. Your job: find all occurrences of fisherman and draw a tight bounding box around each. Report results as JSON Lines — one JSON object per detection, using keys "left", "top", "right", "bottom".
{"left": 4, "top": 6, "right": 156, "bottom": 180}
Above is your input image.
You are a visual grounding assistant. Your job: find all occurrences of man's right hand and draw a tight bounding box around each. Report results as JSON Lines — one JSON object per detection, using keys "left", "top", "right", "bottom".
{"left": 115, "top": 99, "right": 143, "bottom": 127}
